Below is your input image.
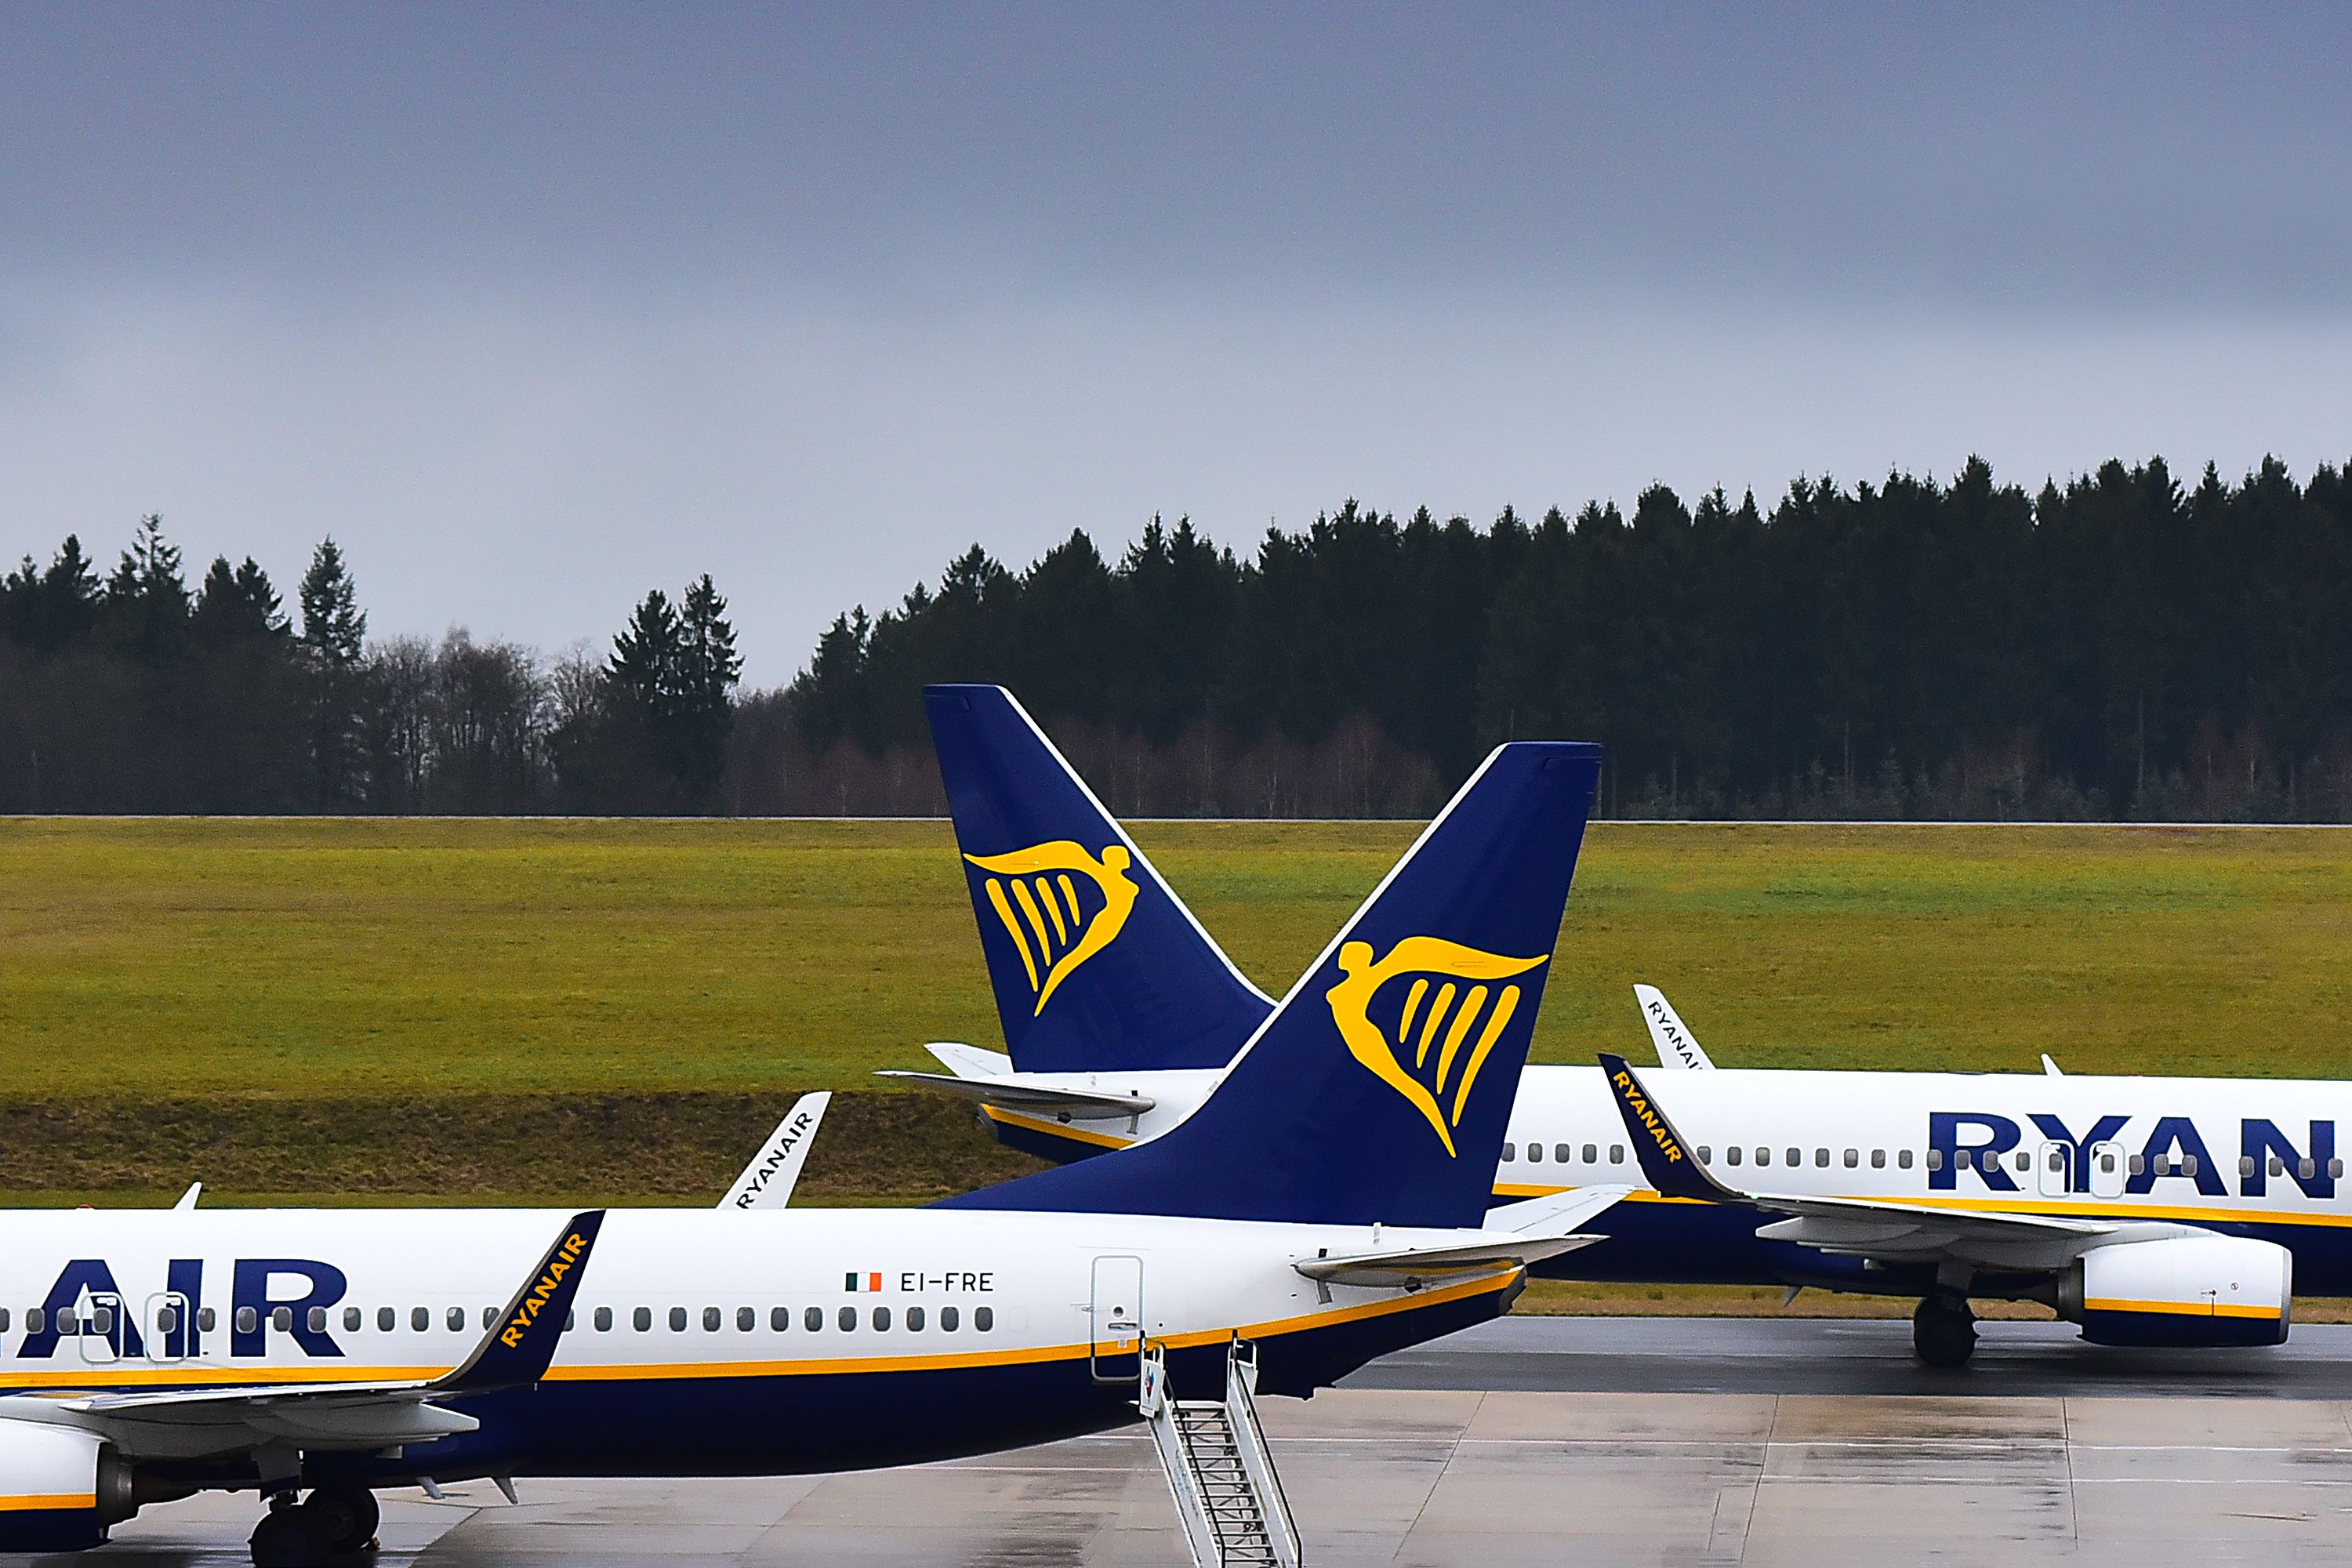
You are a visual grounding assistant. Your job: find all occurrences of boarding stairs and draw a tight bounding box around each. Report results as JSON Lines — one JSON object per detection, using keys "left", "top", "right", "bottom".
{"left": 1138, "top": 1341, "right": 1302, "bottom": 1568}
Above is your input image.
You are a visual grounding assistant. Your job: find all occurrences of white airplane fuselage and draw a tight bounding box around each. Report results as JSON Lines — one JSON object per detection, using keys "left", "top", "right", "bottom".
{"left": 0, "top": 1206, "right": 1513, "bottom": 1483}
{"left": 982, "top": 1065, "right": 2352, "bottom": 1296}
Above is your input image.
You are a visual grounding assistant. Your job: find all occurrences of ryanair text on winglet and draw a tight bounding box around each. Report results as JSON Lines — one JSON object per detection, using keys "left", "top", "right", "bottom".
{"left": 1610, "top": 1068, "right": 1686, "bottom": 1165}
{"left": 499, "top": 1230, "right": 590, "bottom": 1348}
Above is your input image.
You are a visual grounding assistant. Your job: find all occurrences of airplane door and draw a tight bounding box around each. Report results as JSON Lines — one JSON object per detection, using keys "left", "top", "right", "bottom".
{"left": 2088, "top": 1140, "right": 2128, "bottom": 1200}
{"left": 75, "top": 1292, "right": 124, "bottom": 1364}
{"left": 1090, "top": 1255, "right": 1144, "bottom": 1383}
{"left": 2037, "top": 1142, "right": 2074, "bottom": 1199}
{"left": 145, "top": 1292, "right": 191, "bottom": 1363}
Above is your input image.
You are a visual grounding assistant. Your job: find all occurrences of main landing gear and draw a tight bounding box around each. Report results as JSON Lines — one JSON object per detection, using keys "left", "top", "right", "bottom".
{"left": 1912, "top": 1294, "right": 1977, "bottom": 1368}
{"left": 248, "top": 1485, "right": 379, "bottom": 1566}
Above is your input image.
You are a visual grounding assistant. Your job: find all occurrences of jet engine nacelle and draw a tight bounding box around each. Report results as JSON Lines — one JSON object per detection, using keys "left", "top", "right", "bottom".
{"left": 0, "top": 1420, "right": 137, "bottom": 1552}
{"left": 2060, "top": 1235, "right": 2292, "bottom": 1348}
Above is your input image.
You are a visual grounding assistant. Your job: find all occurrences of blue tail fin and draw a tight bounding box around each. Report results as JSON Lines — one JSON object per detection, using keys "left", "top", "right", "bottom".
{"left": 941, "top": 741, "right": 1602, "bottom": 1229}
{"left": 925, "top": 684, "right": 1271, "bottom": 1072}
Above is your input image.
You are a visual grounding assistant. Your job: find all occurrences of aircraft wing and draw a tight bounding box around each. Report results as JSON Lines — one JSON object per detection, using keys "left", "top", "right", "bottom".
{"left": 1299, "top": 1185, "right": 1633, "bottom": 1287}
{"left": 719, "top": 1091, "right": 829, "bottom": 1210}
{"left": 31, "top": 1212, "right": 603, "bottom": 1459}
{"left": 875, "top": 1070, "right": 1154, "bottom": 1120}
{"left": 1595, "top": 1054, "right": 2195, "bottom": 1272}
{"left": 1634, "top": 985, "right": 1716, "bottom": 1069}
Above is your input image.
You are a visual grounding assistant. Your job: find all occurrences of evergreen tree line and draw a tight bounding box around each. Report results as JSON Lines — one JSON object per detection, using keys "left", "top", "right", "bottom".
{"left": 759, "top": 454, "right": 2352, "bottom": 821}
{"left": 0, "top": 517, "right": 741, "bottom": 813}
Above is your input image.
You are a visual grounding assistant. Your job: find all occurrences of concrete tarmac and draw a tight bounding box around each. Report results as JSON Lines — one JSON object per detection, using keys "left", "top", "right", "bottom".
{"left": 1348, "top": 1316, "right": 2352, "bottom": 1399}
{"left": 74, "top": 1319, "right": 2352, "bottom": 1564}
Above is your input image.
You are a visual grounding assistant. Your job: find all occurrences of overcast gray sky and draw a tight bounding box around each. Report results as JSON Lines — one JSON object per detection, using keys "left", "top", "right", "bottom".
{"left": 4, "top": 2, "right": 2348, "bottom": 684}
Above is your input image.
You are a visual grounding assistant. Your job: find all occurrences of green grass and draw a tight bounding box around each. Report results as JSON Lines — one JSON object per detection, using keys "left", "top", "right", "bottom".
{"left": 9, "top": 817, "right": 2352, "bottom": 1101}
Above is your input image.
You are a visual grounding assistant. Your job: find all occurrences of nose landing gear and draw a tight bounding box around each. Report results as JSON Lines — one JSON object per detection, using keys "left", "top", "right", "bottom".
{"left": 247, "top": 1484, "right": 380, "bottom": 1566}
{"left": 1912, "top": 1293, "right": 1977, "bottom": 1367}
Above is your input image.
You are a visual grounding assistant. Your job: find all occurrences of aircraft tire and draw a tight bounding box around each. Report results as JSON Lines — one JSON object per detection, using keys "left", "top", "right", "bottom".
{"left": 1911, "top": 1295, "right": 1977, "bottom": 1368}
{"left": 248, "top": 1504, "right": 327, "bottom": 1568}
{"left": 306, "top": 1485, "right": 380, "bottom": 1554}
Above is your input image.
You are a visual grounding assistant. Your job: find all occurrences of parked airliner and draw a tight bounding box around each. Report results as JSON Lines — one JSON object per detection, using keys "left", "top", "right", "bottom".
{"left": 0, "top": 741, "right": 1610, "bottom": 1564}
{"left": 904, "top": 684, "right": 2340, "bottom": 1368}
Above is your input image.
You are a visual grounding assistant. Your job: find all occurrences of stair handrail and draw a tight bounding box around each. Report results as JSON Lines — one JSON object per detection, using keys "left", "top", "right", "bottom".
{"left": 1139, "top": 1341, "right": 1222, "bottom": 1566}
{"left": 1225, "top": 1339, "right": 1304, "bottom": 1566}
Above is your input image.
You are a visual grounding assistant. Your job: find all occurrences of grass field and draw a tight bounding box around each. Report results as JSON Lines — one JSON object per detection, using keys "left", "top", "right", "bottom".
{"left": 10, "top": 815, "right": 2352, "bottom": 1315}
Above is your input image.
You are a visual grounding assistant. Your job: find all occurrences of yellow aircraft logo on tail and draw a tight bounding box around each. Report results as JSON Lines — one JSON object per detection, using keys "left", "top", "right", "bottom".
{"left": 1325, "top": 937, "right": 1549, "bottom": 1157}
{"left": 965, "top": 841, "right": 1141, "bottom": 1014}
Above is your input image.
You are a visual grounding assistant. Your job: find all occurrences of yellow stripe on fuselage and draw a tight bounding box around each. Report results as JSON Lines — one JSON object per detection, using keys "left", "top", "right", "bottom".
{"left": 0, "top": 1271, "right": 1515, "bottom": 1395}
{"left": 1490, "top": 1180, "right": 2352, "bottom": 1231}
{"left": 980, "top": 1105, "right": 1137, "bottom": 1150}
{"left": 0, "top": 1493, "right": 96, "bottom": 1512}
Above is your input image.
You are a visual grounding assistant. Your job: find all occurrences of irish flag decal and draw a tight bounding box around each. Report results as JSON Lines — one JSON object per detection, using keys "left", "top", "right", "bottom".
{"left": 844, "top": 1272, "right": 884, "bottom": 1293}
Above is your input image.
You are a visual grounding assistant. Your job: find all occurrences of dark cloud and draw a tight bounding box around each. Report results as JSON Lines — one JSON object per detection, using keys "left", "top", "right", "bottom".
{"left": 1, "top": 4, "right": 2347, "bottom": 681}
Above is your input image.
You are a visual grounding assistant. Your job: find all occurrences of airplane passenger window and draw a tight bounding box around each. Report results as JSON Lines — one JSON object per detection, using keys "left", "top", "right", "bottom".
{"left": 2013, "top": 1151, "right": 2030, "bottom": 1173}
{"left": 412, "top": 1307, "right": 429, "bottom": 1331}
{"left": 445, "top": 1306, "right": 464, "bottom": 1332}
{"left": 1899, "top": 1150, "right": 1913, "bottom": 1169}
{"left": 1555, "top": 1145, "right": 1572, "bottom": 1163}
{"left": 1926, "top": 1149, "right": 1943, "bottom": 1171}
{"left": 272, "top": 1307, "right": 292, "bottom": 1333}
{"left": 1696, "top": 1146, "right": 1711, "bottom": 1164}
{"left": 0, "top": 1308, "right": 9, "bottom": 1332}
{"left": 2241, "top": 1156, "right": 2257, "bottom": 1178}
{"left": 1871, "top": 1149, "right": 1886, "bottom": 1169}
{"left": 1955, "top": 1150, "right": 1973, "bottom": 1171}
{"left": 837, "top": 1306, "right": 857, "bottom": 1331}
{"left": 24, "top": 1308, "right": 42, "bottom": 1334}
{"left": 771, "top": 1306, "right": 789, "bottom": 1331}
{"left": 1754, "top": 1148, "right": 1769, "bottom": 1167}
{"left": 2300, "top": 1158, "right": 2317, "bottom": 1180}
{"left": 737, "top": 1307, "right": 755, "bottom": 1331}
{"left": 91, "top": 1308, "right": 112, "bottom": 1334}
{"left": 702, "top": 1307, "right": 721, "bottom": 1331}
{"left": 158, "top": 1307, "right": 178, "bottom": 1335}
{"left": 908, "top": 1306, "right": 926, "bottom": 1330}
{"left": 1611, "top": 1145, "right": 1625, "bottom": 1163}
{"left": 2332, "top": 1159, "right": 2344, "bottom": 1180}
{"left": 379, "top": 1307, "right": 394, "bottom": 1331}
{"left": 633, "top": 1307, "right": 652, "bottom": 1331}
{"left": 2182, "top": 1155, "right": 2198, "bottom": 1177}
{"left": 1814, "top": 1149, "right": 1828, "bottom": 1167}
{"left": 343, "top": 1307, "right": 360, "bottom": 1332}
{"left": 1500, "top": 1145, "right": 1515, "bottom": 1163}
{"left": 1844, "top": 1149, "right": 1858, "bottom": 1168}
{"left": 1785, "top": 1148, "right": 1800, "bottom": 1167}
{"left": 1726, "top": 1147, "right": 1742, "bottom": 1167}
{"left": 476, "top": 1306, "right": 492, "bottom": 1330}
{"left": 1527, "top": 1143, "right": 1543, "bottom": 1162}
{"left": 236, "top": 1308, "right": 257, "bottom": 1334}
{"left": 942, "top": 1306, "right": 960, "bottom": 1331}
{"left": 975, "top": 1307, "right": 994, "bottom": 1331}
{"left": 805, "top": 1306, "right": 822, "bottom": 1331}
{"left": 201, "top": 1306, "right": 216, "bottom": 1331}
{"left": 873, "top": 1307, "right": 891, "bottom": 1330}
{"left": 2271, "top": 1156, "right": 2286, "bottom": 1176}
{"left": 670, "top": 1308, "right": 688, "bottom": 1332}
{"left": 309, "top": 1308, "right": 327, "bottom": 1333}
{"left": 1582, "top": 1144, "right": 1598, "bottom": 1164}
{"left": 595, "top": 1307, "right": 613, "bottom": 1331}
{"left": 565, "top": 1311, "right": 575, "bottom": 1331}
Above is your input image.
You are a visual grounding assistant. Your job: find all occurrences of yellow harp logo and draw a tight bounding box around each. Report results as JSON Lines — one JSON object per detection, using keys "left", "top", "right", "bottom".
{"left": 966, "top": 841, "right": 1141, "bottom": 1014}
{"left": 1326, "top": 937, "right": 1548, "bottom": 1157}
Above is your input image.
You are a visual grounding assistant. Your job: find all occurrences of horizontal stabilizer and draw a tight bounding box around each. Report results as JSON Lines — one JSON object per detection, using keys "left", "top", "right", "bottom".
{"left": 924, "top": 1041, "right": 1013, "bottom": 1078}
{"left": 877, "top": 1070, "right": 1153, "bottom": 1120}
{"left": 1296, "top": 1232, "right": 1602, "bottom": 1287}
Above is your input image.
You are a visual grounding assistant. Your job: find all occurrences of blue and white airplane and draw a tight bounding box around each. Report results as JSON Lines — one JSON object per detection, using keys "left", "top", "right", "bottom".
{"left": 0, "top": 740, "right": 1614, "bottom": 1565}
{"left": 904, "top": 684, "right": 2348, "bottom": 1369}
